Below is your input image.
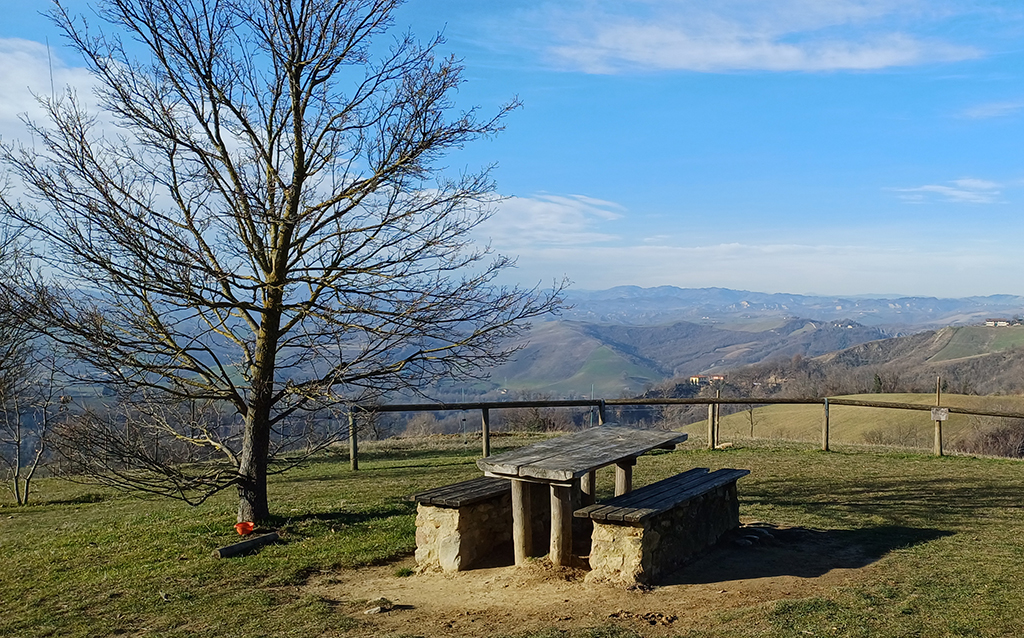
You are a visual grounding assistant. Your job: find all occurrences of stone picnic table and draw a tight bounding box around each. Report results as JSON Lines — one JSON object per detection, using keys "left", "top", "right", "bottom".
{"left": 477, "top": 425, "right": 688, "bottom": 567}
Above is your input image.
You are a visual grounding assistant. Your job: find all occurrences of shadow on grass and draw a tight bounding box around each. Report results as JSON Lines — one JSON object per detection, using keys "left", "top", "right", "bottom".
{"left": 665, "top": 525, "right": 952, "bottom": 585}
{"left": 316, "top": 446, "right": 483, "bottom": 464}
{"left": 29, "top": 492, "right": 108, "bottom": 507}
{"left": 265, "top": 501, "right": 416, "bottom": 532}
{"left": 746, "top": 473, "right": 1024, "bottom": 528}
{"left": 271, "top": 448, "right": 486, "bottom": 484}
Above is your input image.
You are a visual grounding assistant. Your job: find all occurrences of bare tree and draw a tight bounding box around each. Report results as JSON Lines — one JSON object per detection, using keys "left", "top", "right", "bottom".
{"left": 0, "top": 229, "right": 33, "bottom": 503}
{"left": 403, "top": 412, "right": 441, "bottom": 437}
{"left": 1, "top": 352, "right": 69, "bottom": 505}
{"left": 0, "top": 0, "right": 562, "bottom": 522}
{"left": 496, "top": 393, "right": 576, "bottom": 433}
{"left": 0, "top": 226, "right": 65, "bottom": 505}
{"left": 744, "top": 405, "right": 758, "bottom": 438}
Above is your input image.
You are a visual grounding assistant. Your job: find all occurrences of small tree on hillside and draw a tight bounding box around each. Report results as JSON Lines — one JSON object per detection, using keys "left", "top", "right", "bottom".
{"left": 0, "top": 350, "right": 67, "bottom": 506}
{"left": 1, "top": 0, "right": 562, "bottom": 522}
{"left": 0, "top": 228, "right": 28, "bottom": 400}
{"left": 0, "top": 226, "right": 65, "bottom": 505}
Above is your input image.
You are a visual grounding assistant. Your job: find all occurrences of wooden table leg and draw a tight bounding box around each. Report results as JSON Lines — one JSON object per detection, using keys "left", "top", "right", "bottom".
{"left": 550, "top": 483, "right": 573, "bottom": 567}
{"left": 511, "top": 479, "right": 532, "bottom": 565}
{"left": 580, "top": 470, "right": 596, "bottom": 506}
{"left": 615, "top": 457, "right": 636, "bottom": 496}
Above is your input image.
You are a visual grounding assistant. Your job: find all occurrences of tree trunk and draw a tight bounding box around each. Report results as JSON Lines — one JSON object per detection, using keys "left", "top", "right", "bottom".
{"left": 236, "top": 309, "right": 282, "bottom": 523}
{"left": 236, "top": 428, "right": 270, "bottom": 522}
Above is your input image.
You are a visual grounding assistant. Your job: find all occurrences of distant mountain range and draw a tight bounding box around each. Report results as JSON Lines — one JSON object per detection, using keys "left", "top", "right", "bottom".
{"left": 470, "top": 287, "right": 1024, "bottom": 398}
{"left": 558, "top": 286, "right": 1024, "bottom": 329}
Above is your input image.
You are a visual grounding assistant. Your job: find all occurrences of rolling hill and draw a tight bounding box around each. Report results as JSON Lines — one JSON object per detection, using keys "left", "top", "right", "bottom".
{"left": 818, "top": 326, "right": 1024, "bottom": 373}
{"left": 643, "top": 325, "right": 1024, "bottom": 403}
{"left": 483, "top": 317, "right": 890, "bottom": 397}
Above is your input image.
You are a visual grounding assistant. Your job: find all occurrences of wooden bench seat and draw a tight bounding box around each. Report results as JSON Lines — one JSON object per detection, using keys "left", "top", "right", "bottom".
{"left": 409, "top": 477, "right": 512, "bottom": 573}
{"left": 409, "top": 476, "right": 510, "bottom": 508}
{"left": 575, "top": 467, "right": 749, "bottom": 523}
{"left": 575, "top": 467, "right": 750, "bottom": 585}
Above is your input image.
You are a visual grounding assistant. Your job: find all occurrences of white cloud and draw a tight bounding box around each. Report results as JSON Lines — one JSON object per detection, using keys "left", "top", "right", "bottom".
{"left": 643, "top": 234, "right": 672, "bottom": 243}
{"left": 533, "top": 0, "right": 983, "bottom": 73}
{"left": 960, "top": 100, "right": 1024, "bottom": 119}
{"left": 480, "top": 193, "right": 624, "bottom": 247}
{"left": 892, "top": 178, "right": 1002, "bottom": 204}
{"left": 0, "top": 38, "right": 99, "bottom": 143}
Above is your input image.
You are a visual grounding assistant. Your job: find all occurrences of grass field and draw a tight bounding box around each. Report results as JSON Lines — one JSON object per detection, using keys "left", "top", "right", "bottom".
{"left": 3, "top": 434, "right": 1024, "bottom": 637}
{"left": 679, "top": 393, "right": 1024, "bottom": 449}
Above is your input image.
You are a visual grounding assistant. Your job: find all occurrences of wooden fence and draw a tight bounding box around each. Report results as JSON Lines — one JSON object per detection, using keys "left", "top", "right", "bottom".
{"left": 342, "top": 395, "right": 1024, "bottom": 470}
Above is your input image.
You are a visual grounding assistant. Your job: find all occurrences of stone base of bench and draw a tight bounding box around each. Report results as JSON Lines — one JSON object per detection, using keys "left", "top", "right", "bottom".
{"left": 414, "top": 480, "right": 555, "bottom": 572}
{"left": 586, "top": 481, "right": 741, "bottom": 585}
{"left": 415, "top": 493, "right": 513, "bottom": 573}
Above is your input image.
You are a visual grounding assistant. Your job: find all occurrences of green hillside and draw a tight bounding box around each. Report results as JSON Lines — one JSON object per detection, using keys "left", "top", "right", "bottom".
{"left": 929, "top": 326, "right": 1024, "bottom": 362}
{"left": 679, "top": 393, "right": 1024, "bottom": 448}
{"left": 489, "top": 317, "right": 890, "bottom": 398}
{"left": 506, "top": 344, "right": 662, "bottom": 397}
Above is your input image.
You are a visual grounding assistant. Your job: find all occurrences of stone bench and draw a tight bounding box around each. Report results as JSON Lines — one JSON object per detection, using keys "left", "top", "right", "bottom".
{"left": 575, "top": 467, "right": 750, "bottom": 585}
{"left": 409, "top": 476, "right": 512, "bottom": 572}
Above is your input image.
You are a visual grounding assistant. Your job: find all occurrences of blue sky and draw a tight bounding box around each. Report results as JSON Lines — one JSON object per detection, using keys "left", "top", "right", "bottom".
{"left": 3, "top": 1, "right": 1024, "bottom": 297}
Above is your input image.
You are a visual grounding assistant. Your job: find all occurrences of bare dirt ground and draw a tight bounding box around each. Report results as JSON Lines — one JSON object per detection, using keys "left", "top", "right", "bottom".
{"left": 306, "top": 523, "right": 886, "bottom": 637}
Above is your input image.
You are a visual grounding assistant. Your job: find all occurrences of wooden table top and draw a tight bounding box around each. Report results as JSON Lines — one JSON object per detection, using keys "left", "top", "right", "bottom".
{"left": 477, "top": 425, "right": 688, "bottom": 482}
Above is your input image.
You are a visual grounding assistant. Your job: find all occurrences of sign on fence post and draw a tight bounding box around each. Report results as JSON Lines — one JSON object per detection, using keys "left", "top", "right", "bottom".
{"left": 931, "top": 407, "right": 947, "bottom": 457}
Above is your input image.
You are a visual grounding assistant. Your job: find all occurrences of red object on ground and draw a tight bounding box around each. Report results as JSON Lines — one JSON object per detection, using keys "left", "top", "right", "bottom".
{"left": 234, "top": 521, "right": 255, "bottom": 536}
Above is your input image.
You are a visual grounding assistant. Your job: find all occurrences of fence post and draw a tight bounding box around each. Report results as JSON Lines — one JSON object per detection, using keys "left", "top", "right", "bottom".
{"left": 714, "top": 403, "right": 721, "bottom": 448}
{"left": 713, "top": 389, "right": 722, "bottom": 448}
{"left": 934, "top": 376, "right": 943, "bottom": 456}
{"left": 598, "top": 400, "right": 606, "bottom": 425}
{"left": 348, "top": 408, "right": 358, "bottom": 471}
{"left": 481, "top": 407, "right": 490, "bottom": 457}
{"left": 822, "top": 398, "right": 830, "bottom": 451}
{"left": 707, "top": 403, "right": 715, "bottom": 449}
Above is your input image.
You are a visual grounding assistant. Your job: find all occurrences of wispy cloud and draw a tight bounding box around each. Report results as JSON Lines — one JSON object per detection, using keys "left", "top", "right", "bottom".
{"left": 892, "top": 178, "right": 1002, "bottom": 204}
{"left": 531, "top": 0, "right": 983, "bottom": 73}
{"left": 960, "top": 100, "right": 1024, "bottom": 119}
{"left": 480, "top": 193, "right": 624, "bottom": 248}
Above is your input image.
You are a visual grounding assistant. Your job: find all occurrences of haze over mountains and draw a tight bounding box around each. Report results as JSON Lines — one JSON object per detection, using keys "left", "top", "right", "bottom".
{"left": 558, "top": 286, "right": 1024, "bottom": 329}
{"left": 475, "top": 287, "right": 1024, "bottom": 398}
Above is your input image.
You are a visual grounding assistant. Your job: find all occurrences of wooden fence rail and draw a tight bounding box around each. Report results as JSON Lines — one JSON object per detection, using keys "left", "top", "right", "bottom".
{"left": 342, "top": 394, "right": 1024, "bottom": 469}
